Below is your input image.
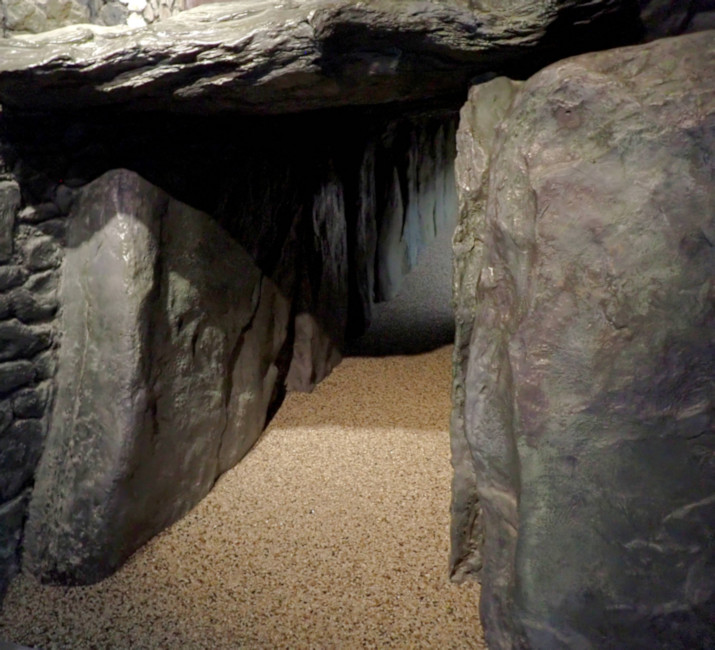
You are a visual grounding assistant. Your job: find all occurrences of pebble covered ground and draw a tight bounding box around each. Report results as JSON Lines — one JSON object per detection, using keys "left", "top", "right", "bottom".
{"left": 0, "top": 345, "right": 485, "bottom": 649}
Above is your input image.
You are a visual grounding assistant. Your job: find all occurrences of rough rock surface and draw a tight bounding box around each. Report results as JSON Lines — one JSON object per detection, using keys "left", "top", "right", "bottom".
{"left": 0, "top": 144, "right": 65, "bottom": 601}
{"left": 452, "top": 31, "right": 715, "bottom": 649}
{"left": 4, "top": 104, "right": 459, "bottom": 584}
{"left": 0, "top": 0, "right": 641, "bottom": 114}
{"left": 1, "top": 0, "right": 184, "bottom": 36}
{"left": 23, "top": 169, "right": 290, "bottom": 584}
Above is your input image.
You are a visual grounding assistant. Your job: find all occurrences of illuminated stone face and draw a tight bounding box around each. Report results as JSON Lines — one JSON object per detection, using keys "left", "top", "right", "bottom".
{"left": 452, "top": 30, "right": 715, "bottom": 650}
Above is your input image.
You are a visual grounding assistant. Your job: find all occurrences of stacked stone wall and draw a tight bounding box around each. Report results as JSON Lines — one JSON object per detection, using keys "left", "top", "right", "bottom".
{"left": 0, "top": 129, "right": 67, "bottom": 599}
{"left": 1, "top": 0, "right": 184, "bottom": 35}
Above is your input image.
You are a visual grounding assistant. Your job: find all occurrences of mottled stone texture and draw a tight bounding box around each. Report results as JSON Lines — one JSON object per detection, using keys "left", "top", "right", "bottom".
{"left": 452, "top": 31, "right": 715, "bottom": 649}
{"left": 9, "top": 104, "right": 458, "bottom": 583}
{"left": 23, "top": 169, "right": 290, "bottom": 583}
{"left": 0, "top": 138, "right": 65, "bottom": 600}
{"left": 0, "top": 0, "right": 642, "bottom": 114}
{"left": 1, "top": 0, "right": 184, "bottom": 36}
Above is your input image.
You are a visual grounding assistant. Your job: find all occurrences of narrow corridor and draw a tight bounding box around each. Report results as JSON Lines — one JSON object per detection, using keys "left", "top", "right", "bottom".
{"left": 0, "top": 346, "right": 484, "bottom": 649}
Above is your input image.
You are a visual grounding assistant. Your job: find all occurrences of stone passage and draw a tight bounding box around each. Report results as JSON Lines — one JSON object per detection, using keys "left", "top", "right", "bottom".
{"left": 1, "top": 3, "right": 714, "bottom": 648}
{"left": 1, "top": 347, "right": 486, "bottom": 649}
{"left": 0, "top": 104, "right": 460, "bottom": 592}
{"left": 451, "top": 31, "right": 715, "bottom": 649}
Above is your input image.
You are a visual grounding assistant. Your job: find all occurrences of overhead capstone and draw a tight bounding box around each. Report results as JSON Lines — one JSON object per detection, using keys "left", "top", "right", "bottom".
{"left": 0, "top": 0, "right": 641, "bottom": 114}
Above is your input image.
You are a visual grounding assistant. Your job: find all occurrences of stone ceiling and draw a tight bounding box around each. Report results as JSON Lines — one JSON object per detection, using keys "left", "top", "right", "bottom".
{"left": 0, "top": 0, "right": 639, "bottom": 114}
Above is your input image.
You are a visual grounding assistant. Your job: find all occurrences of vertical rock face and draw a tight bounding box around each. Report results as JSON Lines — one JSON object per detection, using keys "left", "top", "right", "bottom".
{"left": 24, "top": 169, "right": 290, "bottom": 584}
{"left": 452, "top": 31, "right": 715, "bottom": 650}
{"left": 0, "top": 144, "right": 66, "bottom": 600}
{"left": 374, "top": 120, "right": 457, "bottom": 303}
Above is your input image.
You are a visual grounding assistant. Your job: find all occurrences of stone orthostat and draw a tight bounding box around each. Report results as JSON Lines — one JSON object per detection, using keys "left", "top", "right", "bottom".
{"left": 452, "top": 30, "right": 715, "bottom": 649}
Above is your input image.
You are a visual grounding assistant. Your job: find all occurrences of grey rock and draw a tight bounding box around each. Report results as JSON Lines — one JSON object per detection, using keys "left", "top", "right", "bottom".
{"left": 22, "top": 235, "right": 61, "bottom": 271}
{"left": 3, "top": 0, "right": 48, "bottom": 33}
{"left": 12, "top": 384, "right": 49, "bottom": 419}
{"left": 25, "top": 169, "right": 290, "bottom": 585}
{"left": 47, "top": 0, "right": 91, "bottom": 29}
{"left": 32, "top": 350, "right": 56, "bottom": 381}
{"left": 0, "top": 319, "right": 53, "bottom": 362}
{"left": 0, "top": 293, "right": 12, "bottom": 320}
{"left": 0, "top": 266, "right": 29, "bottom": 291}
{"left": 0, "top": 419, "right": 44, "bottom": 502}
{"left": 452, "top": 31, "right": 715, "bottom": 649}
{"left": 450, "top": 75, "right": 522, "bottom": 585}
{"left": 17, "top": 202, "right": 60, "bottom": 223}
{"left": 0, "top": 0, "right": 640, "bottom": 115}
{"left": 10, "top": 286, "right": 59, "bottom": 322}
{"left": 0, "top": 490, "right": 30, "bottom": 603}
{"left": 351, "top": 141, "right": 378, "bottom": 334}
{"left": 37, "top": 217, "right": 68, "bottom": 240}
{"left": 374, "top": 118, "right": 457, "bottom": 302}
{"left": 98, "top": 1, "right": 127, "bottom": 25}
{"left": 24, "top": 269, "right": 59, "bottom": 295}
{"left": 0, "top": 180, "right": 21, "bottom": 263}
{"left": 286, "top": 312, "right": 343, "bottom": 393}
{"left": 53, "top": 184, "right": 75, "bottom": 214}
{"left": 0, "top": 399, "right": 12, "bottom": 435}
{"left": 286, "top": 176, "right": 347, "bottom": 392}
{"left": 0, "top": 360, "right": 36, "bottom": 394}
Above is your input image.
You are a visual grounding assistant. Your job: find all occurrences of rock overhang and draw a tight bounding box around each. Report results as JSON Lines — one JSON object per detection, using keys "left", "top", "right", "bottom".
{"left": 0, "top": 0, "right": 641, "bottom": 115}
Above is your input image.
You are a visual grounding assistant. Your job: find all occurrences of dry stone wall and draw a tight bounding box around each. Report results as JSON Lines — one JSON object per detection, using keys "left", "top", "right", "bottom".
{"left": 1, "top": 0, "right": 184, "bottom": 35}
{"left": 0, "top": 132, "right": 68, "bottom": 600}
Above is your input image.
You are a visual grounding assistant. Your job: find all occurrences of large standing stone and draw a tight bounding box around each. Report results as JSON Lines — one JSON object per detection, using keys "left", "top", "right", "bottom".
{"left": 452, "top": 31, "right": 715, "bottom": 649}
{"left": 24, "top": 169, "right": 290, "bottom": 584}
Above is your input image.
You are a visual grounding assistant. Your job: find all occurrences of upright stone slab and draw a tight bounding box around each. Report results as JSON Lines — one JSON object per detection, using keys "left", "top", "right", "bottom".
{"left": 452, "top": 32, "right": 715, "bottom": 649}
{"left": 24, "top": 169, "right": 290, "bottom": 584}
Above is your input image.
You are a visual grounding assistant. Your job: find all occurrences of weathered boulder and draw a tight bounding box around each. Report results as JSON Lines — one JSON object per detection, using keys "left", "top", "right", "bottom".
{"left": 0, "top": 0, "right": 641, "bottom": 114}
{"left": 24, "top": 169, "right": 291, "bottom": 584}
{"left": 452, "top": 31, "right": 715, "bottom": 649}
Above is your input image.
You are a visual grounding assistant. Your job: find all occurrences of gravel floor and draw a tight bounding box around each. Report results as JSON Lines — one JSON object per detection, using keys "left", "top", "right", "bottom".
{"left": 0, "top": 345, "right": 484, "bottom": 650}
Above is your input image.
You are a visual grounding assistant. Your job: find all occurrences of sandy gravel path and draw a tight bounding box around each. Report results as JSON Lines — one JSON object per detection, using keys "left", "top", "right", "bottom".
{"left": 0, "top": 345, "right": 484, "bottom": 649}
